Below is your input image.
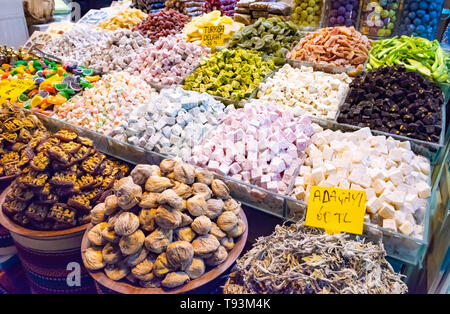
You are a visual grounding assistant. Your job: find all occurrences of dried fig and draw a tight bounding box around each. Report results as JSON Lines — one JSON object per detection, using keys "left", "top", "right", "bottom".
{"left": 209, "top": 222, "right": 227, "bottom": 241}
{"left": 220, "top": 237, "right": 235, "bottom": 251}
{"left": 172, "top": 181, "right": 192, "bottom": 199}
{"left": 211, "top": 179, "right": 230, "bottom": 199}
{"left": 194, "top": 168, "right": 214, "bottom": 185}
{"left": 88, "top": 222, "right": 108, "bottom": 246}
{"left": 104, "top": 263, "right": 130, "bottom": 281}
{"left": 185, "top": 258, "right": 205, "bottom": 279}
{"left": 91, "top": 203, "right": 106, "bottom": 225}
{"left": 149, "top": 165, "right": 161, "bottom": 177}
{"left": 101, "top": 227, "right": 120, "bottom": 243}
{"left": 145, "top": 228, "right": 173, "bottom": 254}
{"left": 126, "top": 247, "right": 148, "bottom": 267}
{"left": 205, "top": 246, "right": 228, "bottom": 266}
{"left": 179, "top": 212, "right": 193, "bottom": 227}
{"left": 139, "top": 192, "right": 159, "bottom": 208}
{"left": 114, "top": 212, "right": 140, "bottom": 236}
{"left": 166, "top": 241, "right": 194, "bottom": 271}
{"left": 145, "top": 176, "right": 173, "bottom": 192}
{"left": 175, "top": 226, "right": 196, "bottom": 242}
{"left": 205, "top": 198, "right": 224, "bottom": 219}
{"left": 162, "top": 272, "right": 190, "bottom": 288}
{"left": 158, "top": 189, "right": 183, "bottom": 210}
{"left": 102, "top": 243, "right": 122, "bottom": 264}
{"left": 114, "top": 177, "right": 142, "bottom": 210}
{"left": 153, "top": 252, "right": 171, "bottom": 277}
{"left": 192, "top": 234, "right": 220, "bottom": 258}
{"left": 155, "top": 206, "right": 181, "bottom": 229}
{"left": 192, "top": 183, "right": 212, "bottom": 200}
{"left": 186, "top": 195, "right": 207, "bottom": 217}
{"left": 132, "top": 257, "right": 154, "bottom": 280}
{"left": 227, "top": 219, "right": 245, "bottom": 238}
{"left": 223, "top": 199, "right": 241, "bottom": 215}
{"left": 119, "top": 229, "right": 145, "bottom": 255}
{"left": 217, "top": 211, "right": 238, "bottom": 232}
{"left": 191, "top": 216, "right": 211, "bottom": 235}
{"left": 104, "top": 195, "right": 118, "bottom": 215}
{"left": 84, "top": 247, "right": 105, "bottom": 270}
{"left": 173, "top": 163, "right": 195, "bottom": 185}
{"left": 139, "top": 208, "right": 156, "bottom": 232}
{"left": 130, "top": 164, "right": 154, "bottom": 186}
{"left": 160, "top": 159, "right": 179, "bottom": 175}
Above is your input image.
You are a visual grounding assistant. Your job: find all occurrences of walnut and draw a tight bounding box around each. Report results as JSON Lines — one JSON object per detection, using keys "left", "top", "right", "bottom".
{"left": 145, "top": 228, "right": 173, "bottom": 254}
{"left": 223, "top": 199, "right": 241, "bottom": 215}
{"left": 102, "top": 227, "right": 120, "bottom": 243}
{"left": 191, "top": 216, "right": 211, "bottom": 235}
{"left": 185, "top": 258, "right": 205, "bottom": 279}
{"left": 84, "top": 247, "right": 105, "bottom": 270}
{"left": 153, "top": 253, "right": 171, "bottom": 277}
{"left": 192, "top": 183, "right": 212, "bottom": 200}
{"left": 205, "top": 246, "right": 228, "bottom": 266}
{"left": 91, "top": 203, "right": 106, "bottom": 225}
{"left": 125, "top": 247, "right": 148, "bottom": 267}
{"left": 166, "top": 241, "right": 194, "bottom": 271}
{"left": 186, "top": 195, "right": 207, "bottom": 217}
{"left": 173, "top": 163, "right": 195, "bottom": 185}
{"left": 138, "top": 208, "right": 156, "bottom": 232}
{"left": 102, "top": 243, "right": 122, "bottom": 264}
{"left": 158, "top": 189, "right": 183, "bottom": 210}
{"left": 205, "top": 198, "right": 224, "bottom": 219}
{"left": 172, "top": 181, "right": 193, "bottom": 199}
{"left": 160, "top": 159, "right": 179, "bottom": 175}
{"left": 119, "top": 229, "right": 145, "bottom": 255}
{"left": 130, "top": 164, "right": 154, "bottom": 186}
{"left": 114, "top": 177, "right": 142, "bottom": 210}
{"left": 209, "top": 222, "right": 227, "bottom": 241}
{"left": 88, "top": 222, "right": 108, "bottom": 246}
{"left": 104, "top": 263, "right": 130, "bottom": 281}
{"left": 145, "top": 176, "right": 173, "bottom": 192}
{"left": 162, "top": 272, "right": 190, "bottom": 288}
{"left": 104, "top": 195, "right": 118, "bottom": 215}
{"left": 114, "top": 212, "right": 140, "bottom": 236}
{"left": 211, "top": 179, "right": 231, "bottom": 199}
{"left": 220, "top": 237, "right": 235, "bottom": 251}
{"left": 194, "top": 168, "right": 214, "bottom": 185}
{"left": 139, "top": 192, "right": 159, "bottom": 208}
{"left": 155, "top": 206, "right": 181, "bottom": 229}
{"left": 217, "top": 211, "right": 238, "bottom": 232}
{"left": 227, "top": 219, "right": 245, "bottom": 238}
{"left": 179, "top": 212, "right": 193, "bottom": 227}
{"left": 192, "top": 234, "right": 220, "bottom": 258}
{"left": 175, "top": 226, "right": 196, "bottom": 242}
{"left": 132, "top": 257, "right": 154, "bottom": 280}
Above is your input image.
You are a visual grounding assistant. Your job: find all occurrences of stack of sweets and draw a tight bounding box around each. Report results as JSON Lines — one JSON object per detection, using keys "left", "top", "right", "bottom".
{"left": 165, "top": 0, "right": 205, "bottom": 17}
{"left": 132, "top": 0, "right": 166, "bottom": 13}
{"left": 234, "top": 0, "right": 292, "bottom": 25}
{"left": 189, "top": 100, "right": 314, "bottom": 194}
{"left": 203, "top": 0, "right": 238, "bottom": 17}
{"left": 133, "top": 9, "right": 190, "bottom": 41}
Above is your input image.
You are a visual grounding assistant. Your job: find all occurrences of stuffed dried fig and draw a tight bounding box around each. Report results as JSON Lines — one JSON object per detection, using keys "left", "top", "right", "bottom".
{"left": 211, "top": 179, "right": 231, "bottom": 199}
{"left": 126, "top": 247, "right": 148, "bottom": 267}
{"left": 175, "top": 226, "right": 196, "bottom": 242}
{"left": 130, "top": 164, "right": 154, "bottom": 186}
{"left": 155, "top": 206, "right": 182, "bottom": 229}
{"left": 205, "top": 198, "right": 224, "bottom": 219}
{"left": 145, "top": 176, "right": 173, "bottom": 192}
{"left": 139, "top": 208, "right": 156, "bottom": 232}
{"left": 217, "top": 211, "right": 238, "bottom": 232}
{"left": 160, "top": 159, "right": 179, "bottom": 175}
{"left": 145, "top": 228, "right": 173, "bottom": 254}
{"left": 194, "top": 168, "right": 214, "bottom": 185}
{"left": 221, "top": 237, "right": 235, "bottom": 251}
{"left": 192, "top": 234, "right": 220, "bottom": 258}
{"left": 186, "top": 195, "right": 207, "bottom": 217}
{"left": 166, "top": 241, "right": 194, "bottom": 271}
{"left": 104, "top": 195, "right": 118, "bottom": 216}
{"left": 102, "top": 227, "right": 120, "bottom": 243}
{"left": 227, "top": 218, "right": 245, "bottom": 238}
{"left": 102, "top": 243, "right": 122, "bottom": 264}
{"left": 153, "top": 252, "right": 171, "bottom": 278}
{"left": 172, "top": 182, "right": 192, "bottom": 199}
{"left": 192, "top": 183, "right": 212, "bottom": 200}
{"left": 158, "top": 189, "right": 183, "bottom": 210}
{"left": 205, "top": 245, "right": 228, "bottom": 266}
{"left": 224, "top": 199, "right": 241, "bottom": 215}
{"left": 119, "top": 229, "right": 145, "bottom": 255}
{"left": 91, "top": 203, "right": 106, "bottom": 225}
{"left": 114, "top": 177, "right": 142, "bottom": 210}
{"left": 105, "top": 263, "right": 130, "bottom": 281}
{"left": 191, "top": 216, "right": 211, "bottom": 235}
{"left": 173, "top": 163, "right": 195, "bottom": 185}
{"left": 162, "top": 271, "right": 190, "bottom": 288}
{"left": 139, "top": 192, "right": 159, "bottom": 208}
{"left": 88, "top": 222, "right": 108, "bottom": 246}
{"left": 114, "top": 212, "right": 140, "bottom": 236}
{"left": 179, "top": 212, "right": 193, "bottom": 227}
{"left": 210, "top": 222, "right": 227, "bottom": 241}
{"left": 84, "top": 247, "right": 105, "bottom": 270}
{"left": 185, "top": 258, "right": 205, "bottom": 280}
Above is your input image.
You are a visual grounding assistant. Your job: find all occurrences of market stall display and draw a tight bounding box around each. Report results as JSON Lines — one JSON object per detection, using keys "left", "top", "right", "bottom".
{"left": 127, "top": 35, "right": 211, "bottom": 88}
{"left": 97, "top": 8, "right": 148, "bottom": 31}
{"left": 81, "top": 160, "right": 246, "bottom": 290}
{"left": 203, "top": 0, "right": 237, "bottom": 17}
{"left": 132, "top": 0, "right": 166, "bottom": 13}
{"left": 367, "top": 36, "right": 450, "bottom": 83}
{"left": 256, "top": 64, "right": 351, "bottom": 119}
{"left": 165, "top": 0, "right": 205, "bottom": 18}
{"left": 183, "top": 48, "right": 275, "bottom": 101}
{"left": 337, "top": 66, "right": 443, "bottom": 143}
{"left": 224, "top": 220, "right": 408, "bottom": 294}
{"left": 227, "top": 17, "right": 301, "bottom": 62}
{"left": 133, "top": 9, "right": 190, "bottom": 41}
{"left": 234, "top": 0, "right": 292, "bottom": 26}
{"left": 359, "top": 0, "right": 399, "bottom": 38}
{"left": 51, "top": 71, "right": 155, "bottom": 135}
{"left": 288, "top": 26, "right": 371, "bottom": 72}
{"left": 291, "top": 0, "right": 324, "bottom": 29}
{"left": 324, "top": 0, "right": 361, "bottom": 27}
{"left": 111, "top": 87, "right": 228, "bottom": 159}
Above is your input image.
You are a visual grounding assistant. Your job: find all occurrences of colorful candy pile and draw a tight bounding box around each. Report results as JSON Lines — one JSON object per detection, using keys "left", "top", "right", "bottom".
{"left": 98, "top": 8, "right": 148, "bottom": 31}
{"left": 51, "top": 71, "right": 154, "bottom": 135}
{"left": 292, "top": 0, "right": 323, "bottom": 28}
{"left": 133, "top": 9, "right": 190, "bottom": 41}
{"left": 127, "top": 35, "right": 211, "bottom": 87}
{"left": 204, "top": 0, "right": 237, "bottom": 17}
{"left": 360, "top": 0, "right": 399, "bottom": 38}
{"left": 325, "top": 0, "right": 360, "bottom": 27}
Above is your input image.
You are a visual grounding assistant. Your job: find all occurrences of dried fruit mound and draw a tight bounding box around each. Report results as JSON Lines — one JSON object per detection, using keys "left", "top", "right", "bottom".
{"left": 288, "top": 26, "right": 371, "bottom": 70}
{"left": 224, "top": 220, "right": 408, "bottom": 294}
{"left": 133, "top": 9, "right": 191, "bottom": 41}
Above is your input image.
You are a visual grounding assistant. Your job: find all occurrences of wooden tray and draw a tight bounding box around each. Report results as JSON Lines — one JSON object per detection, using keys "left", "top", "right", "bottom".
{"left": 81, "top": 209, "right": 249, "bottom": 294}
{"left": 0, "top": 175, "right": 17, "bottom": 183}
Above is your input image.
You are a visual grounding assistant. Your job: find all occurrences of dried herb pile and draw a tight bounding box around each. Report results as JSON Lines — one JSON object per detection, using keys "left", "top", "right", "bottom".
{"left": 224, "top": 221, "right": 407, "bottom": 294}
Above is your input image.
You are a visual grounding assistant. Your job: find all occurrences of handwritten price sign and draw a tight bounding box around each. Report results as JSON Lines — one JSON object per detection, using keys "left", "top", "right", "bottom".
{"left": 305, "top": 186, "right": 366, "bottom": 235}
{"left": 201, "top": 25, "right": 225, "bottom": 48}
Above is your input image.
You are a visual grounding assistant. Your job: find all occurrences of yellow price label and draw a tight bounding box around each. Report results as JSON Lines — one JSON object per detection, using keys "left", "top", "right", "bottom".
{"left": 201, "top": 25, "right": 225, "bottom": 48}
{"left": 305, "top": 186, "right": 366, "bottom": 235}
{"left": 0, "top": 79, "right": 35, "bottom": 101}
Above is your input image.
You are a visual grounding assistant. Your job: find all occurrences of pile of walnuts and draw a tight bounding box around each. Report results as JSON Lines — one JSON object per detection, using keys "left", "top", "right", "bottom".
{"left": 83, "top": 159, "right": 246, "bottom": 289}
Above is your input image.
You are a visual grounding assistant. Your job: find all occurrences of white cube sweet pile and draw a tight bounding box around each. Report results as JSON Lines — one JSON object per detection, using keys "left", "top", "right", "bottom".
{"left": 111, "top": 87, "right": 229, "bottom": 160}
{"left": 257, "top": 64, "right": 352, "bottom": 120}
{"left": 291, "top": 126, "right": 430, "bottom": 239}
{"left": 189, "top": 100, "right": 315, "bottom": 194}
